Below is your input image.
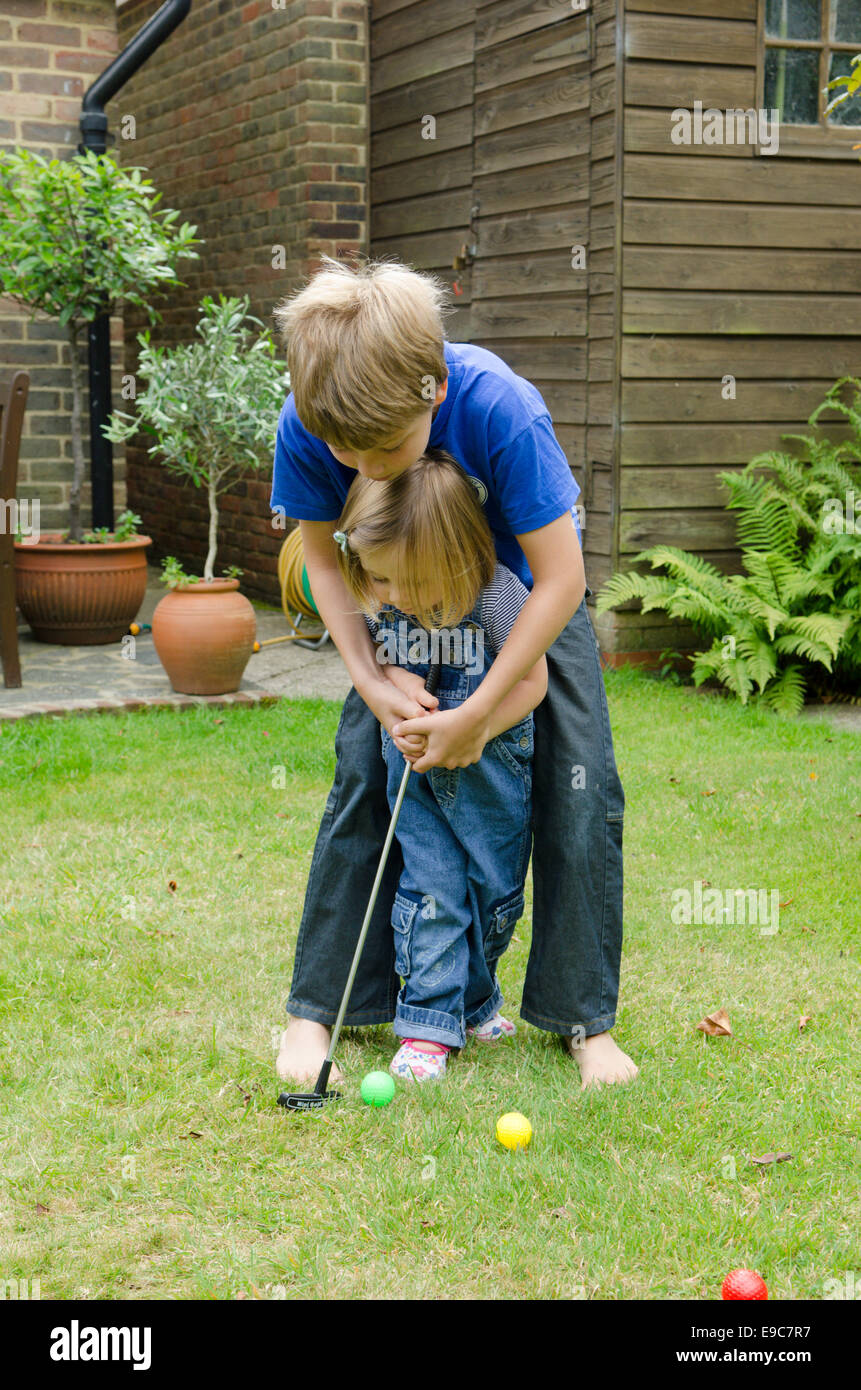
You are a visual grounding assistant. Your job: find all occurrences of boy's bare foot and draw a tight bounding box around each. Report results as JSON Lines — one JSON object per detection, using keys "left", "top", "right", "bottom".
{"left": 564, "top": 1030, "right": 639, "bottom": 1090}
{"left": 275, "top": 1017, "right": 343, "bottom": 1083}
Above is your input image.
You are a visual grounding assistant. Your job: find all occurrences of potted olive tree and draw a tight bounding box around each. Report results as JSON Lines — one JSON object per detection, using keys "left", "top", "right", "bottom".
{"left": 0, "top": 146, "right": 200, "bottom": 642}
{"left": 103, "top": 294, "right": 289, "bottom": 695}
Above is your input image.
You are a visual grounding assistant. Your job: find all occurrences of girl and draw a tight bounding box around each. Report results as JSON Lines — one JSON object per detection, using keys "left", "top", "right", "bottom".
{"left": 331, "top": 449, "right": 547, "bottom": 1080}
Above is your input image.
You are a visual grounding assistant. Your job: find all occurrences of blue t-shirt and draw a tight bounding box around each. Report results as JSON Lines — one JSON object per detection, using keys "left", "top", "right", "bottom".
{"left": 269, "top": 341, "right": 581, "bottom": 589}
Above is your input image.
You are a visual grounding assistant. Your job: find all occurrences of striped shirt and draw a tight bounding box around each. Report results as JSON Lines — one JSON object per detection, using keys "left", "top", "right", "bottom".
{"left": 364, "top": 562, "right": 529, "bottom": 661}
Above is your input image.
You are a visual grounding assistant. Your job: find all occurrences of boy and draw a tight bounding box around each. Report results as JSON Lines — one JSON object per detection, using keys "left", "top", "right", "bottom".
{"left": 269, "top": 255, "right": 637, "bottom": 1090}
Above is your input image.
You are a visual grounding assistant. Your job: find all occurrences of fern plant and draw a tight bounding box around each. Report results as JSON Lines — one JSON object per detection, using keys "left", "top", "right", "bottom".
{"left": 597, "top": 377, "right": 861, "bottom": 714}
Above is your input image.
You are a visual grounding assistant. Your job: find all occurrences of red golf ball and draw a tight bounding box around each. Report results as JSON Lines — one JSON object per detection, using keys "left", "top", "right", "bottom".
{"left": 722, "top": 1268, "right": 768, "bottom": 1300}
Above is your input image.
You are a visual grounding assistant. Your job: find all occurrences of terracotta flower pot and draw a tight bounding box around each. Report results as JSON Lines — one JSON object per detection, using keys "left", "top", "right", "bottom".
{"left": 14, "top": 533, "right": 153, "bottom": 644}
{"left": 151, "top": 577, "right": 257, "bottom": 695}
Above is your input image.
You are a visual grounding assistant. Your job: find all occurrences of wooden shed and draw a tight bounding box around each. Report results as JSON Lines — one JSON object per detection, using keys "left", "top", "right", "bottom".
{"left": 367, "top": 0, "right": 861, "bottom": 659}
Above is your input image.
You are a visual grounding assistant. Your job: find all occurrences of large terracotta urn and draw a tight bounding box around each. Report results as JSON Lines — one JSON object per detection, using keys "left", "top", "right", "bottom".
{"left": 151, "top": 577, "right": 257, "bottom": 695}
{"left": 14, "top": 534, "right": 152, "bottom": 644}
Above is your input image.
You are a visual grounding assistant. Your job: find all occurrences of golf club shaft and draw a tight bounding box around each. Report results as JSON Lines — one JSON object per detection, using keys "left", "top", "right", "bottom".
{"left": 313, "top": 662, "right": 441, "bottom": 1095}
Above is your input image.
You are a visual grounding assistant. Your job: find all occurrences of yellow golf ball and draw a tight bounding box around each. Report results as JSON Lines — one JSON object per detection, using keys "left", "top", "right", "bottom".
{"left": 496, "top": 1112, "right": 532, "bottom": 1151}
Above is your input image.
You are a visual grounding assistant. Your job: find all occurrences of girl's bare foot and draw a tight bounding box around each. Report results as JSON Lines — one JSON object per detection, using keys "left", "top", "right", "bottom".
{"left": 275, "top": 1017, "right": 343, "bottom": 1083}
{"left": 565, "top": 1030, "right": 639, "bottom": 1090}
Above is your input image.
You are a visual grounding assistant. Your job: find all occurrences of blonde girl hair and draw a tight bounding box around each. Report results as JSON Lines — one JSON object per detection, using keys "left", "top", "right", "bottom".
{"left": 334, "top": 450, "right": 497, "bottom": 631}
{"left": 272, "top": 255, "right": 451, "bottom": 449}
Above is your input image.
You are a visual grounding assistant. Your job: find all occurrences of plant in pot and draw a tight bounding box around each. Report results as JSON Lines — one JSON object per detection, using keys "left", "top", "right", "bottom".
{"left": 103, "top": 293, "right": 290, "bottom": 695}
{"left": 0, "top": 146, "right": 200, "bottom": 642}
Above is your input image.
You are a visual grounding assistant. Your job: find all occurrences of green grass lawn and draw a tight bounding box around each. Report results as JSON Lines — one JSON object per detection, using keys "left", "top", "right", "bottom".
{"left": 0, "top": 668, "right": 858, "bottom": 1301}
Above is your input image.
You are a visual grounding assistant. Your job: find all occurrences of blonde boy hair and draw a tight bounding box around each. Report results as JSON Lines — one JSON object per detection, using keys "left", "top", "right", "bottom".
{"left": 334, "top": 449, "right": 497, "bottom": 631}
{"left": 272, "top": 255, "right": 451, "bottom": 449}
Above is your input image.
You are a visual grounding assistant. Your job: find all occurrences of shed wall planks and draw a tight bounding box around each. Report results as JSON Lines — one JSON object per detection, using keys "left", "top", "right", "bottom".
{"left": 617, "top": 0, "right": 861, "bottom": 645}
{"left": 370, "top": 0, "right": 594, "bottom": 580}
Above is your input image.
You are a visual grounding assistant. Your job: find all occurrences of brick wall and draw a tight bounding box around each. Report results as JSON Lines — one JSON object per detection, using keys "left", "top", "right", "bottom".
{"left": 1, "top": 0, "right": 368, "bottom": 601}
{"left": 115, "top": 0, "right": 369, "bottom": 602}
{"left": 0, "top": 0, "right": 125, "bottom": 535}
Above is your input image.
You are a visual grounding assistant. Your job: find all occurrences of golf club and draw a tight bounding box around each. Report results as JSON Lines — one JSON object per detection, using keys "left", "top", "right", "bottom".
{"left": 278, "top": 661, "right": 442, "bottom": 1112}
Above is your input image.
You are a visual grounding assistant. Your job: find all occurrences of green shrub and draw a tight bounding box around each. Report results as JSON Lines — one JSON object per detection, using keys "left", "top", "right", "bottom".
{"left": 596, "top": 377, "right": 861, "bottom": 714}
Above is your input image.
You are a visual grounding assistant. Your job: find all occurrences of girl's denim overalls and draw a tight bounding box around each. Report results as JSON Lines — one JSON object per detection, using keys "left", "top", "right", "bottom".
{"left": 374, "top": 597, "right": 533, "bottom": 1050}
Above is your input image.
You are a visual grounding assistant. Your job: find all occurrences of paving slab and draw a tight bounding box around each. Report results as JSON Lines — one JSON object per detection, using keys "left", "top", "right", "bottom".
{"left": 2, "top": 567, "right": 857, "bottom": 728}
{"left": 0, "top": 566, "right": 352, "bottom": 722}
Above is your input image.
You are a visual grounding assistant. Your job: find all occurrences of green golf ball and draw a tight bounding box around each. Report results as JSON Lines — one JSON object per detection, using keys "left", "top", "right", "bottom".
{"left": 361, "top": 1071, "right": 395, "bottom": 1107}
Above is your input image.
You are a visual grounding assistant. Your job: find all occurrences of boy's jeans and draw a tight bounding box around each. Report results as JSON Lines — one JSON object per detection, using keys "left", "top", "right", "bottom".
{"left": 380, "top": 712, "right": 533, "bottom": 1050}
{"left": 285, "top": 597, "right": 624, "bottom": 1039}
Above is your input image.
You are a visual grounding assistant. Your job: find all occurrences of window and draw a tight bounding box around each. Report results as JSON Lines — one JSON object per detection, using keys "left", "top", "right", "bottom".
{"left": 758, "top": 0, "right": 861, "bottom": 154}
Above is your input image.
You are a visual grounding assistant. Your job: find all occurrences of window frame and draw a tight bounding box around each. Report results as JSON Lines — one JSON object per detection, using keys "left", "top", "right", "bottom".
{"left": 756, "top": 0, "right": 861, "bottom": 158}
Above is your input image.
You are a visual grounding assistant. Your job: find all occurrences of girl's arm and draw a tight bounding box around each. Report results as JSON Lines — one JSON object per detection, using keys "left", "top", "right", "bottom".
{"left": 394, "top": 512, "right": 584, "bottom": 773}
{"left": 299, "top": 519, "right": 434, "bottom": 737}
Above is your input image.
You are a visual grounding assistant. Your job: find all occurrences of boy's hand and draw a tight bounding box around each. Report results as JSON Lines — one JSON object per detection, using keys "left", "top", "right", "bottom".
{"left": 393, "top": 703, "right": 492, "bottom": 774}
{"left": 361, "top": 678, "right": 438, "bottom": 759}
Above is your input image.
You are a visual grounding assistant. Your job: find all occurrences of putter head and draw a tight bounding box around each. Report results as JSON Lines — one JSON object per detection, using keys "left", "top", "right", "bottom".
{"left": 278, "top": 1088, "right": 342, "bottom": 1112}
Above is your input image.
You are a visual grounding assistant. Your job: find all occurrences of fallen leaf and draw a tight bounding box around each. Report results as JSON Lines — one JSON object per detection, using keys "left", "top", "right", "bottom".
{"left": 214, "top": 718, "right": 224, "bottom": 725}
{"left": 750, "top": 1151, "right": 793, "bottom": 1166}
{"left": 696, "top": 1008, "right": 732, "bottom": 1037}
{"left": 236, "top": 851, "right": 244, "bottom": 858}
{"left": 779, "top": 898, "right": 794, "bottom": 908}
{"left": 799, "top": 1014, "right": 812, "bottom": 1031}
{"left": 703, "top": 789, "right": 716, "bottom": 797}
{"left": 180, "top": 1131, "right": 203, "bottom": 1140}
{"left": 35, "top": 1202, "right": 50, "bottom": 1216}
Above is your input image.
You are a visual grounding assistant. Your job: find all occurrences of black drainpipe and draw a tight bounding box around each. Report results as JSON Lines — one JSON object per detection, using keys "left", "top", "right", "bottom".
{"left": 77, "top": 0, "right": 191, "bottom": 529}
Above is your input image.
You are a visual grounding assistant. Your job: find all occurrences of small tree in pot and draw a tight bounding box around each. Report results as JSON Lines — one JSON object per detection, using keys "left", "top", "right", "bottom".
{"left": 0, "top": 146, "right": 200, "bottom": 642}
{"left": 103, "top": 293, "right": 290, "bottom": 694}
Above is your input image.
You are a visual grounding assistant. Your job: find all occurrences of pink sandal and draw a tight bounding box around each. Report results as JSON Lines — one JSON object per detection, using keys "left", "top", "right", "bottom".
{"left": 390, "top": 1038, "right": 451, "bottom": 1082}
{"left": 466, "top": 1011, "right": 517, "bottom": 1042}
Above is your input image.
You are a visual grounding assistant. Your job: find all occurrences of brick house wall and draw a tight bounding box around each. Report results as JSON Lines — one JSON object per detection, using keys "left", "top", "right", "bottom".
{"left": 1, "top": 0, "right": 368, "bottom": 604}
{"left": 115, "top": 0, "right": 368, "bottom": 602}
{"left": 0, "top": 0, "right": 125, "bottom": 535}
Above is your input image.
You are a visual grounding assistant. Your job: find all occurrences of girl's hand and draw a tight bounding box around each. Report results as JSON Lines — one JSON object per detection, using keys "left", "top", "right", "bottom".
{"left": 393, "top": 704, "right": 492, "bottom": 774}
{"left": 380, "top": 664, "right": 441, "bottom": 714}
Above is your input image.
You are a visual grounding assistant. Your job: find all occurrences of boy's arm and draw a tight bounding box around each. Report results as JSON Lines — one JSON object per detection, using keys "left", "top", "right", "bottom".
{"left": 469, "top": 512, "right": 583, "bottom": 725}
{"left": 482, "top": 656, "right": 547, "bottom": 739}
{"left": 394, "top": 512, "right": 583, "bottom": 773}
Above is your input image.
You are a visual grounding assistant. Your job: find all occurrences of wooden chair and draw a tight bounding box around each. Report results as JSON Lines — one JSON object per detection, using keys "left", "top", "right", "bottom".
{"left": 0, "top": 370, "right": 30, "bottom": 689}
